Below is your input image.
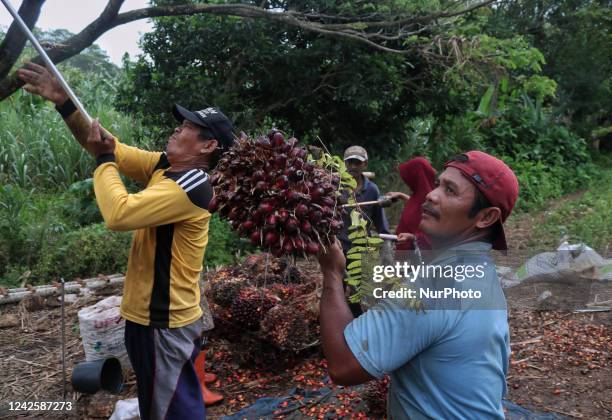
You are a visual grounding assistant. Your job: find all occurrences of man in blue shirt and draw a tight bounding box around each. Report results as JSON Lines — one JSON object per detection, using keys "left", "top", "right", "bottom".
{"left": 337, "top": 145, "right": 390, "bottom": 253}
{"left": 318, "top": 151, "right": 519, "bottom": 419}
{"left": 338, "top": 145, "right": 391, "bottom": 317}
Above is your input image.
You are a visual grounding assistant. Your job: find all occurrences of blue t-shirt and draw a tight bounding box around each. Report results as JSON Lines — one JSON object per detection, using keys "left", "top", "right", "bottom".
{"left": 344, "top": 242, "right": 509, "bottom": 419}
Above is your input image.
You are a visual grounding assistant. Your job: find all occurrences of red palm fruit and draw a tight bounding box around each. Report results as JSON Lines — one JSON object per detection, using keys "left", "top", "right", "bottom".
{"left": 281, "top": 143, "right": 292, "bottom": 153}
{"left": 296, "top": 148, "right": 308, "bottom": 159}
{"left": 321, "top": 197, "right": 335, "bottom": 207}
{"left": 279, "top": 210, "right": 289, "bottom": 223}
{"left": 210, "top": 173, "right": 222, "bottom": 186}
{"left": 272, "top": 132, "right": 285, "bottom": 148}
{"left": 310, "top": 187, "right": 325, "bottom": 201}
{"left": 295, "top": 203, "right": 309, "bottom": 218}
{"left": 275, "top": 154, "right": 287, "bottom": 168}
{"left": 259, "top": 202, "right": 274, "bottom": 213}
{"left": 252, "top": 170, "right": 265, "bottom": 181}
{"left": 322, "top": 206, "right": 333, "bottom": 216}
{"left": 306, "top": 242, "right": 320, "bottom": 254}
{"left": 252, "top": 209, "right": 264, "bottom": 222}
{"left": 285, "top": 218, "right": 299, "bottom": 233}
{"left": 322, "top": 183, "right": 334, "bottom": 192}
{"left": 208, "top": 197, "right": 219, "bottom": 212}
{"left": 308, "top": 210, "right": 322, "bottom": 222}
{"left": 283, "top": 241, "right": 294, "bottom": 254}
{"left": 293, "top": 237, "right": 305, "bottom": 252}
{"left": 267, "top": 214, "right": 278, "bottom": 226}
{"left": 330, "top": 219, "right": 343, "bottom": 230}
{"left": 275, "top": 175, "right": 289, "bottom": 188}
{"left": 242, "top": 220, "right": 255, "bottom": 229}
{"left": 250, "top": 230, "right": 261, "bottom": 245}
{"left": 254, "top": 180, "right": 267, "bottom": 192}
{"left": 265, "top": 232, "right": 279, "bottom": 246}
{"left": 285, "top": 190, "right": 300, "bottom": 202}
{"left": 301, "top": 220, "right": 312, "bottom": 233}
{"left": 293, "top": 158, "right": 304, "bottom": 169}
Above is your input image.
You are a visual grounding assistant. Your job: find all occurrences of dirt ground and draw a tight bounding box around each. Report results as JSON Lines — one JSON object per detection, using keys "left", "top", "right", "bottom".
{"left": 0, "top": 279, "right": 610, "bottom": 419}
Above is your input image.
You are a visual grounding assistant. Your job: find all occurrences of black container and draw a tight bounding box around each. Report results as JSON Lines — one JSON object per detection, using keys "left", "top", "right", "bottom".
{"left": 71, "top": 357, "right": 124, "bottom": 394}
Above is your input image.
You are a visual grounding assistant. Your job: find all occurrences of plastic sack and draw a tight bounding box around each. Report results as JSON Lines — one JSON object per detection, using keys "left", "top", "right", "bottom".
{"left": 78, "top": 295, "right": 130, "bottom": 370}
{"left": 109, "top": 398, "right": 139, "bottom": 420}
{"left": 511, "top": 243, "right": 612, "bottom": 284}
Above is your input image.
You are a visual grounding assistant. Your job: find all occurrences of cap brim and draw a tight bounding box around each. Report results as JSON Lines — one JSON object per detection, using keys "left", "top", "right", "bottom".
{"left": 172, "top": 104, "right": 209, "bottom": 129}
{"left": 344, "top": 155, "right": 367, "bottom": 162}
{"left": 492, "top": 221, "right": 508, "bottom": 251}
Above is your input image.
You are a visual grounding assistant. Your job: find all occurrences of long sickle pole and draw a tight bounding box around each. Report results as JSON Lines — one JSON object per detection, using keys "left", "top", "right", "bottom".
{"left": 1, "top": 0, "right": 93, "bottom": 124}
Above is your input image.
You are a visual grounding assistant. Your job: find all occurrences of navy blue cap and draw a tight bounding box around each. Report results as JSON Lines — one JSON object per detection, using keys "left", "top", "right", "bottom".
{"left": 173, "top": 104, "right": 235, "bottom": 151}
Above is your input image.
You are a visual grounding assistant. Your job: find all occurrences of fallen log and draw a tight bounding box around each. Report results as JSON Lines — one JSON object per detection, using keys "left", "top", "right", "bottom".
{"left": 0, "top": 274, "right": 124, "bottom": 305}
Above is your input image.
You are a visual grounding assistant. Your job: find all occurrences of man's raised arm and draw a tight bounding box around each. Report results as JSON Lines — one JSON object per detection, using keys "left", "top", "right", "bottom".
{"left": 17, "top": 62, "right": 113, "bottom": 155}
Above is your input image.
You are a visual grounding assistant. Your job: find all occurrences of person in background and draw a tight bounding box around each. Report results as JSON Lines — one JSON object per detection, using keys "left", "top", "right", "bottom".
{"left": 337, "top": 145, "right": 390, "bottom": 316}
{"left": 387, "top": 157, "right": 436, "bottom": 251}
{"left": 337, "top": 145, "right": 391, "bottom": 252}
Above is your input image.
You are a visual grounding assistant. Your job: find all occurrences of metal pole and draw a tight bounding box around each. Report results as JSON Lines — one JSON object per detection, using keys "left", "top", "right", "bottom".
{"left": 1, "top": 0, "right": 93, "bottom": 124}
{"left": 60, "top": 278, "right": 66, "bottom": 400}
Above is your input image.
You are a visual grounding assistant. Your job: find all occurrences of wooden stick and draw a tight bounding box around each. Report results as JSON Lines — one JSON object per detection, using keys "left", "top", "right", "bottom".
{"left": 511, "top": 336, "right": 543, "bottom": 346}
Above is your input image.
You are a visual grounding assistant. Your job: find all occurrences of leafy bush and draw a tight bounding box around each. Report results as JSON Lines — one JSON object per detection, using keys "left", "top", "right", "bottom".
{"left": 61, "top": 178, "right": 102, "bottom": 226}
{"left": 205, "top": 214, "right": 252, "bottom": 268}
{"left": 32, "top": 223, "right": 132, "bottom": 283}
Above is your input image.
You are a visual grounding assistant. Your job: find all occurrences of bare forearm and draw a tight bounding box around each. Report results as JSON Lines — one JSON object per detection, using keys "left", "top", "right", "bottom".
{"left": 64, "top": 109, "right": 94, "bottom": 154}
{"left": 59, "top": 101, "right": 114, "bottom": 156}
{"left": 319, "top": 269, "right": 355, "bottom": 371}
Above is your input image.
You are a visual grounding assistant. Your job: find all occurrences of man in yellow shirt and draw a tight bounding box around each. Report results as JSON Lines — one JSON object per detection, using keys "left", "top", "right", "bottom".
{"left": 18, "top": 62, "right": 233, "bottom": 419}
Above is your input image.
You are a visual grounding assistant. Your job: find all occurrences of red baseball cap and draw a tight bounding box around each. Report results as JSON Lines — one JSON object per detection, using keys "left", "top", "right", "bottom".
{"left": 444, "top": 151, "right": 519, "bottom": 250}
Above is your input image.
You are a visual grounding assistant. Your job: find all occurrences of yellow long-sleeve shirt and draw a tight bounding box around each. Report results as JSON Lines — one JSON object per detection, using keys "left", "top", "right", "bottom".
{"left": 94, "top": 142, "right": 213, "bottom": 328}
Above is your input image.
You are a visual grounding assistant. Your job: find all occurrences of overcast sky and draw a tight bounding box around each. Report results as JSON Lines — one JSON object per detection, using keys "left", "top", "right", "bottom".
{"left": 0, "top": 0, "right": 153, "bottom": 65}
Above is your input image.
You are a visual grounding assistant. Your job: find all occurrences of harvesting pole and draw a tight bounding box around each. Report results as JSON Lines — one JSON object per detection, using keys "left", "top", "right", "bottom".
{"left": 1, "top": 0, "right": 93, "bottom": 124}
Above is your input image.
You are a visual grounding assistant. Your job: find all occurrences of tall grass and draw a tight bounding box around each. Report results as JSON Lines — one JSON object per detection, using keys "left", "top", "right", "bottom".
{"left": 0, "top": 69, "right": 156, "bottom": 192}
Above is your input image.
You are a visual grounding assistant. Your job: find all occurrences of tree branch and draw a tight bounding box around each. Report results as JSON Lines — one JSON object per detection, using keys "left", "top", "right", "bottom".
{"left": 0, "top": 0, "right": 495, "bottom": 100}
{"left": 0, "top": 0, "right": 45, "bottom": 81}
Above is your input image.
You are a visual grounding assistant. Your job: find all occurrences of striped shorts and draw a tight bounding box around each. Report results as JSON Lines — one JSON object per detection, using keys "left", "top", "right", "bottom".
{"left": 125, "top": 318, "right": 205, "bottom": 420}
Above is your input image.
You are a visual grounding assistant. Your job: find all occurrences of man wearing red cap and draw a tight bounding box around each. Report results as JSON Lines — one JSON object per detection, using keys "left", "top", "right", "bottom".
{"left": 318, "top": 151, "right": 519, "bottom": 419}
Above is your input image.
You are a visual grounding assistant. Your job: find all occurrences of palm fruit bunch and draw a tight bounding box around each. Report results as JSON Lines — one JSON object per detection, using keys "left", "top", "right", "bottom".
{"left": 261, "top": 301, "right": 319, "bottom": 351}
{"left": 228, "top": 286, "right": 279, "bottom": 330}
{"left": 363, "top": 376, "right": 389, "bottom": 417}
{"left": 209, "top": 278, "right": 246, "bottom": 308}
{"left": 209, "top": 130, "right": 345, "bottom": 257}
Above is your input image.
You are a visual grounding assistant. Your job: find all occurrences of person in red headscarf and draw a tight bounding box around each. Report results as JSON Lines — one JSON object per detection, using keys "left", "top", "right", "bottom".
{"left": 387, "top": 157, "right": 436, "bottom": 251}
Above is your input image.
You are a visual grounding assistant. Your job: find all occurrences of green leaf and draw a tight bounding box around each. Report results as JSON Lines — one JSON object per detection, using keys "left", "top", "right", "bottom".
{"left": 352, "top": 237, "right": 383, "bottom": 246}
{"left": 348, "top": 231, "right": 366, "bottom": 240}
{"left": 348, "top": 246, "right": 368, "bottom": 254}
{"left": 346, "top": 253, "right": 363, "bottom": 260}
{"left": 347, "top": 260, "right": 362, "bottom": 270}
{"left": 346, "top": 277, "right": 361, "bottom": 286}
{"left": 477, "top": 85, "right": 495, "bottom": 116}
